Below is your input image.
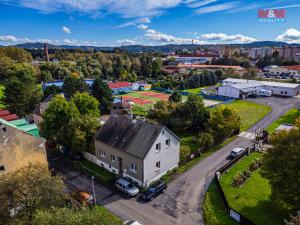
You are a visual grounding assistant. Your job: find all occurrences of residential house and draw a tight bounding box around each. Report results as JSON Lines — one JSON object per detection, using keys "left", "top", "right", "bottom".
{"left": 94, "top": 116, "right": 180, "bottom": 187}
{"left": 108, "top": 82, "right": 133, "bottom": 95}
{"left": 0, "top": 118, "right": 47, "bottom": 173}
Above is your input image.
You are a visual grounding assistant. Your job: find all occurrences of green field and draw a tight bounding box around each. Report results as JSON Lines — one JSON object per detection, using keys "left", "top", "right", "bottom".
{"left": 227, "top": 101, "right": 272, "bottom": 131}
{"left": 0, "top": 84, "right": 5, "bottom": 109}
{"left": 203, "top": 180, "right": 239, "bottom": 225}
{"left": 219, "top": 152, "right": 284, "bottom": 225}
{"left": 266, "top": 108, "right": 300, "bottom": 133}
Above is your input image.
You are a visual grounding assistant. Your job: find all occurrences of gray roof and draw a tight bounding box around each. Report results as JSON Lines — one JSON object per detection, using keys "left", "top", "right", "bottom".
{"left": 95, "top": 116, "right": 164, "bottom": 159}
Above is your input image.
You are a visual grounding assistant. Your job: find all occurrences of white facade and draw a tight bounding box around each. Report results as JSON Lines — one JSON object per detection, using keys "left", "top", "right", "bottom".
{"left": 219, "top": 78, "right": 300, "bottom": 98}
{"left": 143, "top": 127, "right": 180, "bottom": 187}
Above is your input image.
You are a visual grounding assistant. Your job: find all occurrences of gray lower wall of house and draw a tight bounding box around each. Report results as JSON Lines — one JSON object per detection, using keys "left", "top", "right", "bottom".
{"left": 95, "top": 141, "right": 144, "bottom": 183}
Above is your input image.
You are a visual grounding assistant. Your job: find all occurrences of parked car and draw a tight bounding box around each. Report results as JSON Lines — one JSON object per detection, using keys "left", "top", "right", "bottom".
{"left": 142, "top": 180, "right": 167, "bottom": 201}
{"left": 72, "top": 190, "right": 94, "bottom": 206}
{"left": 124, "top": 220, "right": 142, "bottom": 225}
{"left": 230, "top": 148, "right": 245, "bottom": 158}
{"left": 115, "top": 178, "right": 139, "bottom": 197}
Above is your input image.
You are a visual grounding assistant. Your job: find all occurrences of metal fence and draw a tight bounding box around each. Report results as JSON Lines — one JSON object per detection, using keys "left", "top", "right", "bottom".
{"left": 214, "top": 146, "right": 259, "bottom": 225}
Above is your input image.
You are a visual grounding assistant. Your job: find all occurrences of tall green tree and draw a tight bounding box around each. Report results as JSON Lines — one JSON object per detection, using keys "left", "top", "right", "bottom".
{"left": 4, "top": 63, "right": 42, "bottom": 117}
{"left": 0, "top": 46, "right": 32, "bottom": 63}
{"left": 63, "top": 74, "right": 88, "bottom": 97}
{"left": 91, "top": 77, "right": 113, "bottom": 114}
{"left": 261, "top": 121, "right": 300, "bottom": 212}
{"left": 208, "top": 105, "right": 241, "bottom": 140}
{"left": 0, "top": 163, "right": 66, "bottom": 224}
{"left": 32, "top": 206, "right": 123, "bottom": 225}
{"left": 169, "top": 90, "right": 182, "bottom": 103}
{"left": 70, "top": 92, "right": 100, "bottom": 117}
{"left": 41, "top": 95, "right": 79, "bottom": 146}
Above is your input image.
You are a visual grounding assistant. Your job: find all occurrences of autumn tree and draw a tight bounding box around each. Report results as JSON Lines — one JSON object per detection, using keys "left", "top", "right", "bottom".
{"left": 0, "top": 163, "right": 66, "bottom": 224}
{"left": 63, "top": 73, "right": 88, "bottom": 97}
{"left": 261, "top": 120, "right": 300, "bottom": 212}
{"left": 4, "top": 63, "right": 42, "bottom": 117}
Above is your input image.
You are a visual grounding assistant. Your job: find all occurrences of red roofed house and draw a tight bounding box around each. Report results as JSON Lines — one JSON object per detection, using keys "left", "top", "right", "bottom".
{"left": 108, "top": 82, "right": 133, "bottom": 95}
{"left": 0, "top": 109, "right": 18, "bottom": 121}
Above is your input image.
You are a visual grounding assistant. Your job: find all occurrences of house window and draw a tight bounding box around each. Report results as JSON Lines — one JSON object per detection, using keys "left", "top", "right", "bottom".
{"left": 0, "top": 165, "right": 5, "bottom": 172}
{"left": 156, "top": 143, "right": 161, "bottom": 151}
{"left": 111, "top": 154, "right": 115, "bottom": 162}
{"left": 129, "top": 163, "right": 137, "bottom": 172}
{"left": 165, "top": 139, "right": 170, "bottom": 148}
{"left": 100, "top": 150, "right": 106, "bottom": 158}
{"left": 156, "top": 161, "right": 161, "bottom": 170}
{"left": 2, "top": 127, "right": 6, "bottom": 132}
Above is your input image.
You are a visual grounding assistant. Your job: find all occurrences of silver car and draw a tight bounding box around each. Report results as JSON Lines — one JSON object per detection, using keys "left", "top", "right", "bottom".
{"left": 116, "top": 178, "right": 139, "bottom": 197}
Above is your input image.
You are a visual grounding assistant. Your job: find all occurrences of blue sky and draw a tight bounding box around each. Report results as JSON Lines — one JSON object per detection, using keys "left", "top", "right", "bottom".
{"left": 1, "top": 0, "right": 300, "bottom": 46}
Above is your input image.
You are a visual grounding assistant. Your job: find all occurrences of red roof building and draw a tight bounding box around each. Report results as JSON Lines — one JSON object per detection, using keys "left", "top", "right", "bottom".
{"left": 0, "top": 114, "right": 18, "bottom": 121}
{"left": 0, "top": 110, "right": 10, "bottom": 116}
{"left": 283, "top": 65, "right": 300, "bottom": 71}
{"left": 108, "top": 82, "right": 132, "bottom": 89}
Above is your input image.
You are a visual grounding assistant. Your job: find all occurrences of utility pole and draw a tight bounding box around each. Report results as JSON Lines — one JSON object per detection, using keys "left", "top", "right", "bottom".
{"left": 91, "top": 176, "right": 97, "bottom": 205}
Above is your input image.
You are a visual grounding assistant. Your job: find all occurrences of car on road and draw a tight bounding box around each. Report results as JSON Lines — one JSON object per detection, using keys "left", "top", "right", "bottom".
{"left": 142, "top": 180, "right": 167, "bottom": 201}
{"left": 116, "top": 178, "right": 139, "bottom": 197}
{"left": 124, "top": 220, "right": 142, "bottom": 225}
{"left": 72, "top": 190, "right": 94, "bottom": 206}
{"left": 230, "top": 147, "right": 245, "bottom": 158}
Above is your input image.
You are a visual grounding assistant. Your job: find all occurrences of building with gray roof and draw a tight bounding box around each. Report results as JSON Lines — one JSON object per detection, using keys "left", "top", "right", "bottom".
{"left": 94, "top": 115, "right": 180, "bottom": 187}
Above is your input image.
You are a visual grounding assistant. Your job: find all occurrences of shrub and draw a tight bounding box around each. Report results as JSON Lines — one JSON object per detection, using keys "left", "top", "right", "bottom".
{"left": 242, "top": 169, "right": 251, "bottom": 178}
{"left": 233, "top": 172, "right": 246, "bottom": 187}
{"left": 249, "top": 158, "right": 262, "bottom": 171}
{"left": 180, "top": 145, "right": 191, "bottom": 163}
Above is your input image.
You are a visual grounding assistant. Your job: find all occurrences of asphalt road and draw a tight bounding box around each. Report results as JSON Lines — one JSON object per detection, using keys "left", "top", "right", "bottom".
{"left": 49, "top": 96, "right": 300, "bottom": 225}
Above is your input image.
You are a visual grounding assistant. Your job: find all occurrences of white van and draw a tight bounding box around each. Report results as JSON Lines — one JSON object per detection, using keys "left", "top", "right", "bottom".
{"left": 230, "top": 148, "right": 244, "bottom": 158}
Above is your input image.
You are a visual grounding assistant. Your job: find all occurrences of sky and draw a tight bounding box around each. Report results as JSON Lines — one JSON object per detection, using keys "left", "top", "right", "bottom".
{"left": 1, "top": 0, "right": 300, "bottom": 46}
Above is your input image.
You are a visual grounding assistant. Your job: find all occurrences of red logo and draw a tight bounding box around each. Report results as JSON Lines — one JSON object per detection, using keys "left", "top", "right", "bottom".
{"left": 258, "top": 9, "right": 285, "bottom": 18}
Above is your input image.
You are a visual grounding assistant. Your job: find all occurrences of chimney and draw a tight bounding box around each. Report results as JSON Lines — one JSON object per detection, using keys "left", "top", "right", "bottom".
{"left": 44, "top": 43, "right": 49, "bottom": 62}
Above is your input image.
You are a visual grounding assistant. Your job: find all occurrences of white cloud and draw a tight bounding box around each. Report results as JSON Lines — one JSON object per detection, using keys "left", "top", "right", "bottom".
{"left": 62, "top": 26, "right": 71, "bottom": 34}
{"left": 144, "top": 29, "right": 208, "bottom": 44}
{"left": 187, "top": 0, "right": 218, "bottom": 8}
{"left": 115, "top": 39, "right": 136, "bottom": 46}
{"left": 7, "top": 0, "right": 181, "bottom": 18}
{"left": 137, "top": 24, "right": 148, "bottom": 30}
{"left": 200, "top": 32, "right": 257, "bottom": 43}
{"left": 0, "top": 35, "right": 18, "bottom": 42}
{"left": 276, "top": 28, "right": 300, "bottom": 43}
{"left": 195, "top": 2, "right": 236, "bottom": 14}
{"left": 113, "top": 17, "right": 151, "bottom": 29}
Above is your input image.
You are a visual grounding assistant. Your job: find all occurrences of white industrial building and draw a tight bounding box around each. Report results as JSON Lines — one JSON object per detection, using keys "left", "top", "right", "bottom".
{"left": 218, "top": 78, "right": 300, "bottom": 98}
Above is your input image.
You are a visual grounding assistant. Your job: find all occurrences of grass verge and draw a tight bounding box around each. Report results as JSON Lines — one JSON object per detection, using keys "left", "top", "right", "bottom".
{"left": 219, "top": 152, "right": 284, "bottom": 225}
{"left": 0, "top": 84, "right": 5, "bottom": 108}
{"left": 203, "top": 179, "right": 239, "bottom": 225}
{"left": 265, "top": 108, "right": 300, "bottom": 133}
{"left": 73, "top": 160, "right": 116, "bottom": 184}
{"left": 227, "top": 100, "right": 272, "bottom": 131}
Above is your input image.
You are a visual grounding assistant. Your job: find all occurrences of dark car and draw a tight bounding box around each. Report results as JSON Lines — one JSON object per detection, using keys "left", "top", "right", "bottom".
{"left": 142, "top": 180, "right": 167, "bottom": 201}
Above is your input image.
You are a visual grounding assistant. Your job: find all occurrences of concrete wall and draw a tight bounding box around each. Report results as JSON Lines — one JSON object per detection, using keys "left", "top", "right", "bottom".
{"left": 218, "top": 86, "right": 240, "bottom": 99}
{"left": 0, "top": 124, "right": 47, "bottom": 173}
{"left": 111, "top": 86, "right": 133, "bottom": 95}
{"left": 143, "top": 127, "right": 180, "bottom": 187}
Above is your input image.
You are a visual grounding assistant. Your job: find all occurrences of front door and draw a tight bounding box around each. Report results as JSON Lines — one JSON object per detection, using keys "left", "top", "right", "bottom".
{"left": 118, "top": 157, "right": 123, "bottom": 175}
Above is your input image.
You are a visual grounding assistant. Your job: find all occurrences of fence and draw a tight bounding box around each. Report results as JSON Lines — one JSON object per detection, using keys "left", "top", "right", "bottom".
{"left": 214, "top": 145, "right": 260, "bottom": 225}
{"left": 151, "top": 87, "right": 173, "bottom": 94}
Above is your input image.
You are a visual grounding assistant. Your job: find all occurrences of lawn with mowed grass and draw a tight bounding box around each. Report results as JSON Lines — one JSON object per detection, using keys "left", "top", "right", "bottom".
{"left": 203, "top": 180, "right": 239, "bottom": 225}
{"left": 266, "top": 108, "right": 300, "bottom": 133}
{"left": 0, "top": 84, "right": 5, "bottom": 109}
{"left": 220, "top": 152, "right": 284, "bottom": 225}
{"left": 227, "top": 101, "right": 272, "bottom": 131}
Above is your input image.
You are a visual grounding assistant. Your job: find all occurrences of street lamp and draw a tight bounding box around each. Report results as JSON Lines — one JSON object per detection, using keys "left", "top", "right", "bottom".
{"left": 91, "top": 176, "right": 97, "bottom": 205}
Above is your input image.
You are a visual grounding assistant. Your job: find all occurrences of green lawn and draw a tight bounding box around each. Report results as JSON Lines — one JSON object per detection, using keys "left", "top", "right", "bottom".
{"left": 0, "top": 84, "right": 5, "bottom": 109}
{"left": 227, "top": 101, "right": 272, "bottom": 131}
{"left": 183, "top": 87, "right": 202, "bottom": 94}
{"left": 266, "top": 108, "right": 300, "bottom": 133}
{"left": 74, "top": 160, "right": 116, "bottom": 184}
{"left": 203, "top": 180, "right": 239, "bottom": 225}
{"left": 219, "top": 152, "right": 284, "bottom": 225}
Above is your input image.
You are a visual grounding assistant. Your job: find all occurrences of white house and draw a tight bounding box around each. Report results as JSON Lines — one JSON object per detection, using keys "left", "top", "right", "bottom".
{"left": 93, "top": 116, "right": 180, "bottom": 187}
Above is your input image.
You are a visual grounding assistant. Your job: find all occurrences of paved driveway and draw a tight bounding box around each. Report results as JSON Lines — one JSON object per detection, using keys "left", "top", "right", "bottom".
{"left": 49, "top": 97, "right": 300, "bottom": 225}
